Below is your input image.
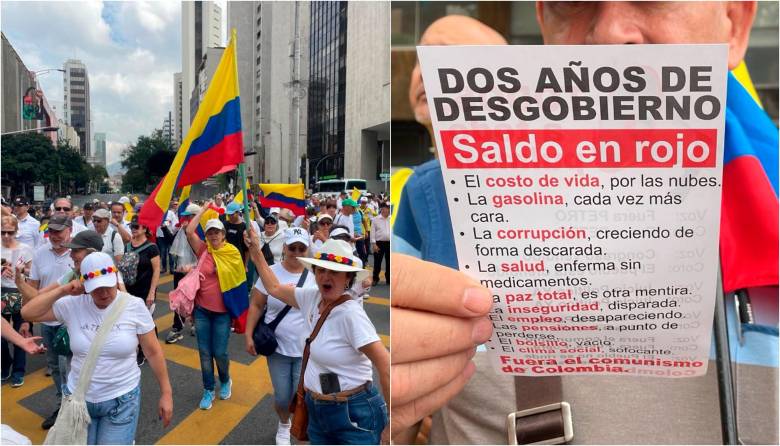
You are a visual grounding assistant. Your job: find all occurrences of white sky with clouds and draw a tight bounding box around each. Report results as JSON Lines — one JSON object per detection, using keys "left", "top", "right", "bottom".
{"left": 1, "top": 1, "right": 227, "bottom": 169}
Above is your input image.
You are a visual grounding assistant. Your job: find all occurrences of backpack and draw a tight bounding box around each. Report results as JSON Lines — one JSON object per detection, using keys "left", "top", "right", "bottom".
{"left": 117, "top": 241, "right": 153, "bottom": 286}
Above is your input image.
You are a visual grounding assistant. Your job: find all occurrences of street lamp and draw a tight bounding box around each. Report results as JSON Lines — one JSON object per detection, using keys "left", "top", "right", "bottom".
{"left": 1, "top": 126, "right": 59, "bottom": 136}
{"left": 33, "top": 68, "right": 66, "bottom": 76}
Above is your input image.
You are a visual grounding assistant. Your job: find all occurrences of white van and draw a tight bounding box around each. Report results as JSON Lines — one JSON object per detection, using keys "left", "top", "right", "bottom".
{"left": 315, "top": 178, "right": 368, "bottom": 197}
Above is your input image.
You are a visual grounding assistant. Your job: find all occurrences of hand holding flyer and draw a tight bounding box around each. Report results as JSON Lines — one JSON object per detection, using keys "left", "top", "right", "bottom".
{"left": 418, "top": 44, "right": 728, "bottom": 378}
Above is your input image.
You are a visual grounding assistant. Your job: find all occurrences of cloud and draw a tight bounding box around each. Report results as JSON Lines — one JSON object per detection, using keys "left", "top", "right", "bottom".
{"left": 1, "top": 0, "right": 184, "bottom": 165}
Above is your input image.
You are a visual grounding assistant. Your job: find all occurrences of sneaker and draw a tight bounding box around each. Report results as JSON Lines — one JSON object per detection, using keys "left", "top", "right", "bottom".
{"left": 165, "top": 330, "right": 184, "bottom": 344}
{"left": 275, "top": 421, "right": 291, "bottom": 445}
{"left": 219, "top": 379, "right": 232, "bottom": 400}
{"left": 1, "top": 370, "right": 10, "bottom": 381}
{"left": 41, "top": 408, "right": 59, "bottom": 429}
{"left": 199, "top": 389, "right": 215, "bottom": 410}
{"left": 10, "top": 376, "right": 24, "bottom": 388}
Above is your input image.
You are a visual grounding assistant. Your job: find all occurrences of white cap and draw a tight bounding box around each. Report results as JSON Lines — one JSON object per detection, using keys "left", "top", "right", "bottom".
{"left": 270, "top": 207, "right": 280, "bottom": 215}
{"left": 329, "top": 227, "right": 350, "bottom": 239}
{"left": 204, "top": 218, "right": 224, "bottom": 232}
{"left": 118, "top": 196, "right": 130, "bottom": 204}
{"left": 80, "top": 252, "right": 118, "bottom": 293}
{"left": 360, "top": 197, "right": 368, "bottom": 203}
{"left": 284, "top": 227, "right": 310, "bottom": 247}
{"left": 181, "top": 203, "right": 202, "bottom": 216}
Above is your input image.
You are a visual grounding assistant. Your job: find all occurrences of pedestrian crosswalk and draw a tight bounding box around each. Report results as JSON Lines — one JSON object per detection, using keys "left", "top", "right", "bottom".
{"left": 1, "top": 272, "right": 389, "bottom": 444}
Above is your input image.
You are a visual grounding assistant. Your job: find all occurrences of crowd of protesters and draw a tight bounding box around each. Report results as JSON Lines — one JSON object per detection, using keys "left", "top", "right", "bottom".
{"left": 1, "top": 189, "right": 390, "bottom": 445}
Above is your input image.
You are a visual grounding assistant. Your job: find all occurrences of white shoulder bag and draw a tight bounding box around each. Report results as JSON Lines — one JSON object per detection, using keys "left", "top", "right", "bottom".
{"left": 44, "top": 292, "right": 131, "bottom": 445}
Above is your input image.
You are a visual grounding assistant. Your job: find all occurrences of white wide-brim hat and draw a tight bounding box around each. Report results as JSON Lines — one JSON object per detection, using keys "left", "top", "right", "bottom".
{"left": 80, "top": 252, "right": 119, "bottom": 293}
{"left": 297, "top": 239, "right": 369, "bottom": 282}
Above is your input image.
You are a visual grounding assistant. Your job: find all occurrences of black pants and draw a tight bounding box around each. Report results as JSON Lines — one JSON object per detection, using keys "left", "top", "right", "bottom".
{"left": 1, "top": 312, "right": 27, "bottom": 379}
{"left": 373, "top": 240, "right": 390, "bottom": 283}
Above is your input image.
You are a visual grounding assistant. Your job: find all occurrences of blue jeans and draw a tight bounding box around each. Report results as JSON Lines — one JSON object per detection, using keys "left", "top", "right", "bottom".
{"left": 193, "top": 306, "right": 231, "bottom": 391}
{"left": 64, "top": 385, "right": 141, "bottom": 445}
{"left": 267, "top": 352, "right": 301, "bottom": 412}
{"left": 1, "top": 313, "right": 27, "bottom": 380}
{"left": 40, "top": 324, "right": 71, "bottom": 402}
{"left": 305, "top": 383, "right": 387, "bottom": 445}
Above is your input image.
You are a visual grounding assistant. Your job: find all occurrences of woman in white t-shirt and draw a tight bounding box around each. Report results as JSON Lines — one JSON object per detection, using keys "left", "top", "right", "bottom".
{"left": 1, "top": 215, "right": 34, "bottom": 386}
{"left": 21, "top": 252, "right": 173, "bottom": 445}
{"left": 246, "top": 230, "right": 389, "bottom": 445}
{"left": 245, "top": 227, "right": 317, "bottom": 444}
{"left": 260, "top": 215, "right": 286, "bottom": 264}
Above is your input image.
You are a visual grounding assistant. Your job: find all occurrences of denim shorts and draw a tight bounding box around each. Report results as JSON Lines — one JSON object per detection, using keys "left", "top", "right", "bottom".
{"left": 304, "top": 383, "right": 387, "bottom": 445}
{"left": 64, "top": 384, "right": 142, "bottom": 445}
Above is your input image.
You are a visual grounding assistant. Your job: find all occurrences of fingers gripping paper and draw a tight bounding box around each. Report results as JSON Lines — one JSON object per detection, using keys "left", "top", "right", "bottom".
{"left": 417, "top": 45, "right": 728, "bottom": 378}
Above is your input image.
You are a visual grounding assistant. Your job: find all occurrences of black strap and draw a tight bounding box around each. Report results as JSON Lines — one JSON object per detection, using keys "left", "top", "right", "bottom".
{"left": 513, "top": 376, "right": 568, "bottom": 444}
{"left": 267, "top": 268, "right": 309, "bottom": 330}
{"left": 126, "top": 241, "right": 153, "bottom": 254}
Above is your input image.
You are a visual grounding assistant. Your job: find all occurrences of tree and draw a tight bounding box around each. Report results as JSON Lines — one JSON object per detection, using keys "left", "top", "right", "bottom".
{"left": 2, "top": 133, "right": 57, "bottom": 197}
{"left": 121, "top": 129, "right": 175, "bottom": 193}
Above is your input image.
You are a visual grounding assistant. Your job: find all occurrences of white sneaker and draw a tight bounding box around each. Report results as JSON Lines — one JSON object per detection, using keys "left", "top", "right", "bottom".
{"left": 275, "top": 421, "right": 291, "bottom": 445}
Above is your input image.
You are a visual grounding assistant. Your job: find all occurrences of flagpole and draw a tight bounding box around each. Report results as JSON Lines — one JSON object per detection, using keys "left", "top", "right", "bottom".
{"left": 231, "top": 27, "right": 251, "bottom": 221}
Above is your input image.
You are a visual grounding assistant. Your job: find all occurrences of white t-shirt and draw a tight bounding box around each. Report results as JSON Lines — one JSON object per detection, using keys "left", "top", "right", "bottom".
{"left": 333, "top": 213, "right": 355, "bottom": 238}
{"left": 98, "top": 228, "right": 125, "bottom": 259}
{"left": 260, "top": 230, "right": 287, "bottom": 264}
{"left": 155, "top": 210, "right": 179, "bottom": 237}
{"left": 30, "top": 245, "right": 73, "bottom": 327}
{"left": 294, "top": 287, "right": 380, "bottom": 393}
{"left": 71, "top": 220, "right": 87, "bottom": 236}
{"left": 16, "top": 214, "right": 42, "bottom": 249}
{"left": 254, "top": 263, "right": 317, "bottom": 357}
{"left": 74, "top": 216, "right": 95, "bottom": 230}
{"left": 53, "top": 293, "right": 155, "bottom": 403}
{"left": 0, "top": 243, "right": 34, "bottom": 289}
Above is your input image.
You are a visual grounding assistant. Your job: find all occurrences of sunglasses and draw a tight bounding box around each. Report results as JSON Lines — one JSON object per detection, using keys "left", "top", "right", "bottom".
{"left": 54, "top": 207, "right": 71, "bottom": 212}
{"left": 319, "top": 221, "right": 332, "bottom": 225}
{"left": 287, "top": 244, "right": 307, "bottom": 253}
{"left": 130, "top": 224, "right": 140, "bottom": 230}
{"left": 264, "top": 221, "right": 277, "bottom": 225}
{"left": 1, "top": 231, "right": 16, "bottom": 236}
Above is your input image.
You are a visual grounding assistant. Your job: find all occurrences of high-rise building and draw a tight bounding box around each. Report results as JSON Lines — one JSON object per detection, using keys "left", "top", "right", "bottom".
{"left": 93, "top": 132, "right": 106, "bottom": 167}
{"left": 63, "top": 59, "right": 91, "bottom": 159}
{"left": 57, "top": 120, "right": 81, "bottom": 151}
{"left": 306, "top": 2, "right": 389, "bottom": 192}
{"left": 162, "top": 112, "right": 173, "bottom": 149}
{"left": 181, "top": 1, "right": 222, "bottom": 140}
{"left": 173, "top": 72, "right": 183, "bottom": 147}
{"left": 228, "top": 1, "right": 310, "bottom": 185}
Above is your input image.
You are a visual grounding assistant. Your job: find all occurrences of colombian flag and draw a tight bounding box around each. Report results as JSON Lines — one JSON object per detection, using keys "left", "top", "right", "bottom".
{"left": 721, "top": 72, "right": 779, "bottom": 293}
{"left": 139, "top": 31, "right": 243, "bottom": 231}
{"left": 258, "top": 183, "right": 305, "bottom": 216}
{"left": 176, "top": 186, "right": 191, "bottom": 218}
{"left": 208, "top": 241, "right": 248, "bottom": 333}
{"left": 233, "top": 180, "right": 255, "bottom": 220}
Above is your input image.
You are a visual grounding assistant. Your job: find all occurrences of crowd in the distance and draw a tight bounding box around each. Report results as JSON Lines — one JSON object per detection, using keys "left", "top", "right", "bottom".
{"left": 1, "top": 189, "right": 390, "bottom": 445}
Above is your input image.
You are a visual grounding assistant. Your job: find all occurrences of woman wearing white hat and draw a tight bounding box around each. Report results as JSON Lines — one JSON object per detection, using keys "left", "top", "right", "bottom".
{"left": 21, "top": 252, "right": 172, "bottom": 444}
{"left": 245, "top": 228, "right": 389, "bottom": 445}
{"left": 245, "top": 227, "right": 317, "bottom": 444}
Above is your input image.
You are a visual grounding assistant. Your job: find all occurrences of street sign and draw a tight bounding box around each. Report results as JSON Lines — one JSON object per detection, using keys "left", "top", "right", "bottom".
{"left": 33, "top": 185, "right": 44, "bottom": 202}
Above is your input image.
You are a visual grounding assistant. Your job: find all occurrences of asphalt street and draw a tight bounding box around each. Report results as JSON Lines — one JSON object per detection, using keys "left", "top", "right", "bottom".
{"left": 1, "top": 265, "right": 389, "bottom": 445}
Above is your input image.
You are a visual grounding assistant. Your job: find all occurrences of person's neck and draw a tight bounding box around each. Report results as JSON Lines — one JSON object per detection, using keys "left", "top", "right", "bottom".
{"left": 52, "top": 245, "right": 69, "bottom": 255}
{"left": 2, "top": 240, "right": 18, "bottom": 249}
{"left": 282, "top": 259, "right": 304, "bottom": 273}
{"left": 15, "top": 211, "right": 28, "bottom": 220}
{"left": 132, "top": 235, "right": 146, "bottom": 245}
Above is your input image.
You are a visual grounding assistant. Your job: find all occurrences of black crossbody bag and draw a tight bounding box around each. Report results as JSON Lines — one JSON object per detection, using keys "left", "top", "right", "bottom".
{"left": 252, "top": 268, "right": 309, "bottom": 356}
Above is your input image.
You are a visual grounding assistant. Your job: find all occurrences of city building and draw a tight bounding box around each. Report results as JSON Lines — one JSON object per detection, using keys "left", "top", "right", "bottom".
{"left": 305, "top": 2, "right": 390, "bottom": 193}
{"left": 173, "top": 72, "right": 183, "bottom": 147}
{"left": 191, "top": 46, "right": 225, "bottom": 122}
{"left": 181, "top": 1, "right": 222, "bottom": 141}
{"left": 1, "top": 32, "right": 59, "bottom": 143}
{"left": 57, "top": 120, "right": 81, "bottom": 150}
{"left": 63, "top": 58, "right": 91, "bottom": 159}
{"left": 93, "top": 132, "right": 107, "bottom": 167}
{"left": 162, "top": 111, "right": 173, "bottom": 149}
{"left": 228, "top": 1, "right": 310, "bottom": 185}
{"left": 390, "top": 1, "right": 779, "bottom": 166}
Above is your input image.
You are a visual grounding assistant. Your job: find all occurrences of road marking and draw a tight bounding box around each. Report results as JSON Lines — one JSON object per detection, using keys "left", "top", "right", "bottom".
{"left": 365, "top": 296, "right": 389, "bottom": 306}
{"left": 0, "top": 369, "right": 51, "bottom": 444}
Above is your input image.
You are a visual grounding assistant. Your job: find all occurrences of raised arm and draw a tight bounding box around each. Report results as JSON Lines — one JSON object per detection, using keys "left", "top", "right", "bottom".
{"left": 185, "top": 202, "right": 208, "bottom": 254}
{"left": 243, "top": 225, "right": 297, "bottom": 307}
{"left": 21, "top": 280, "right": 82, "bottom": 323}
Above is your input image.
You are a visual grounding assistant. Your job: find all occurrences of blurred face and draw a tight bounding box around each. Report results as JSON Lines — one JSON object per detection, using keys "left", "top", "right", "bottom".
{"left": 536, "top": 1, "right": 753, "bottom": 69}
{"left": 129, "top": 222, "right": 147, "bottom": 238}
{"left": 314, "top": 266, "right": 350, "bottom": 301}
{"left": 70, "top": 248, "right": 89, "bottom": 270}
{"left": 53, "top": 199, "right": 73, "bottom": 218}
{"left": 1, "top": 224, "right": 17, "bottom": 247}
{"left": 110, "top": 204, "right": 124, "bottom": 221}
{"left": 284, "top": 242, "right": 309, "bottom": 265}
{"left": 380, "top": 207, "right": 390, "bottom": 218}
{"left": 326, "top": 205, "right": 337, "bottom": 217}
{"left": 229, "top": 212, "right": 241, "bottom": 223}
{"left": 342, "top": 205, "right": 354, "bottom": 216}
{"left": 264, "top": 220, "right": 277, "bottom": 235}
{"left": 13, "top": 203, "right": 29, "bottom": 217}
{"left": 90, "top": 285, "right": 117, "bottom": 309}
{"left": 206, "top": 228, "right": 225, "bottom": 246}
{"left": 83, "top": 207, "right": 94, "bottom": 219}
{"left": 93, "top": 217, "right": 109, "bottom": 233}
{"left": 318, "top": 219, "right": 333, "bottom": 231}
{"left": 48, "top": 227, "right": 71, "bottom": 249}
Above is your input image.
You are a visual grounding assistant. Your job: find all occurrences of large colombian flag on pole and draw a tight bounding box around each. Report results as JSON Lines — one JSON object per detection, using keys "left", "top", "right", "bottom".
{"left": 720, "top": 71, "right": 779, "bottom": 293}
{"left": 139, "top": 30, "right": 244, "bottom": 231}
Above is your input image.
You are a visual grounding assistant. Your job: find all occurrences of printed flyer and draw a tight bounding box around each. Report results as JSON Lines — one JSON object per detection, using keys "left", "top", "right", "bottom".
{"left": 417, "top": 44, "right": 728, "bottom": 377}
